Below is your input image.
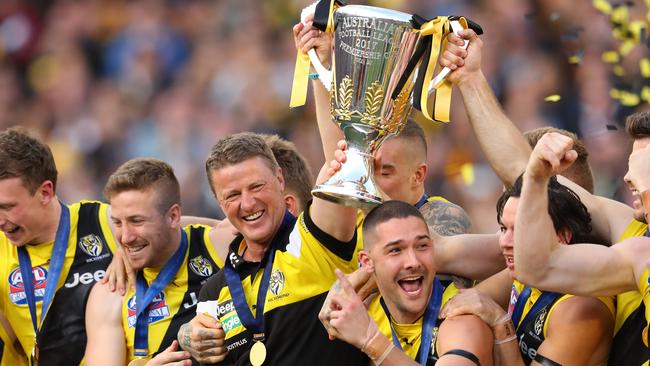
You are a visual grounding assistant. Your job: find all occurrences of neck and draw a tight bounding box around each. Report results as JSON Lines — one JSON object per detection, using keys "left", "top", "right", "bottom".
{"left": 386, "top": 300, "right": 425, "bottom": 324}
{"left": 33, "top": 199, "right": 62, "bottom": 245}
{"left": 409, "top": 188, "right": 426, "bottom": 206}
{"left": 242, "top": 241, "right": 268, "bottom": 262}
{"left": 147, "top": 229, "right": 182, "bottom": 271}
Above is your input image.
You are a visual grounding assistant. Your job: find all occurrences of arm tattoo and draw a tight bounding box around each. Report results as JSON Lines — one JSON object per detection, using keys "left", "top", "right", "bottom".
{"left": 419, "top": 200, "right": 471, "bottom": 236}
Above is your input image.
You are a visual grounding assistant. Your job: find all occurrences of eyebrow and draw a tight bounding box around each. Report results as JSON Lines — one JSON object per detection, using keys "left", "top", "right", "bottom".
{"left": 385, "top": 234, "right": 430, "bottom": 247}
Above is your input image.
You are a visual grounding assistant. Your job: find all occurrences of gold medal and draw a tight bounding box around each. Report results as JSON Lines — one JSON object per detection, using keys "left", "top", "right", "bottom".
{"left": 643, "top": 325, "right": 649, "bottom": 347}
{"left": 250, "top": 341, "right": 267, "bottom": 366}
{"left": 128, "top": 358, "right": 149, "bottom": 366}
{"left": 31, "top": 341, "right": 39, "bottom": 366}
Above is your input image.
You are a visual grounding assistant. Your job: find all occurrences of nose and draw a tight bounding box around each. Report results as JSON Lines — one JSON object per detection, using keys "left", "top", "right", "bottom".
{"left": 623, "top": 170, "right": 634, "bottom": 189}
{"left": 403, "top": 248, "right": 422, "bottom": 270}
{"left": 119, "top": 224, "right": 136, "bottom": 246}
{"left": 240, "top": 190, "right": 256, "bottom": 212}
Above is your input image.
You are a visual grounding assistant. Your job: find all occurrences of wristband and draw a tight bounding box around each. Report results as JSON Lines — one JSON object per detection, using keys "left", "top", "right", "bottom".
{"left": 494, "top": 334, "right": 518, "bottom": 345}
{"left": 308, "top": 73, "right": 319, "bottom": 79}
{"left": 361, "top": 327, "right": 391, "bottom": 361}
{"left": 490, "top": 312, "right": 511, "bottom": 328}
{"left": 374, "top": 343, "right": 395, "bottom": 365}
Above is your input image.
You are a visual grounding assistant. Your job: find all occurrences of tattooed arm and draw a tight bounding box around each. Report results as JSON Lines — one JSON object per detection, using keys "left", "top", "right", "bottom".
{"left": 419, "top": 199, "right": 472, "bottom": 236}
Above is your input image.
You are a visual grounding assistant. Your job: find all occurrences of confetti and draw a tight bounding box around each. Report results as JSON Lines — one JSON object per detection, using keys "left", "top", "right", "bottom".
{"left": 613, "top": 65, "right": 626, "bottom": 76}
{"left": 619, "top": 40, "right": 636, "bottom": 55}
{"left": 569, "top": 49, "right": 585, "bottom": 64}
{"left": 606, "top": 124, "right": 619, "bottom": 130}
{"left": 544, "top": 95, "right": 562, "bottom": 102}
{"left": 593, "top": 0, "right": 613, "bottom": 14}
{"left": 611, "top": 89, "right": 640, "bottom": 106}
{"left": 642, "top": 86, "right": 650, "bottom": 102}
{"left": 602, "top": 51, "right": 620, "bottom": 63}
{"left": 641, "top": 58, "right": 650, "bottom": 78}
{"left": 460, "top": 163, "right": 475, "bottom": 186}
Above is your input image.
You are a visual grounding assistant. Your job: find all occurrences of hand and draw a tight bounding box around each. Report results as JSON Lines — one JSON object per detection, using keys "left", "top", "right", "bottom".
{"left": 326, "top": 269, "right": 378, "bottom": 349}
{"left": 439, "top": 29, "right": 483, "bottom": 85}
{"left": 526, "top": 132, "right": 578, "bottom": 180}
{"left": 293, "top": 15, "right": 333, "bottom": 69}
{"left": 101, "top": 245, "right": 135, "bottom": 295}
{"left": 624, "top": 144, "right": 650, "bottom": 194}
{"left": 325, "top": 140, "right": 348, "bottom": 178}
{"left": 146, "top": 341, "right": 192, "bottom": 366}
{"left": 215, "top": 218, "right": 239, "bottom": 236}
{"left": 439, "top": 289, "right": 506, "bottom": 327}
{"left": 177, "top": 314, "right": 227, "bottom": 363}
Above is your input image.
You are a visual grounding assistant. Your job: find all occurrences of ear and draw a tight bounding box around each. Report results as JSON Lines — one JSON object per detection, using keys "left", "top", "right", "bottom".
{"left": 283, "top": 194, "right": 300, "bottom": 216}
{"left": 37, "top": 180, "right": 56, "bottom": 205}
{"left": 557, "top": 228, "right": 572, "bottom": 245}
{"left": 359, "top": 250, "right": 375, "bottom": 274}
{"left": 167, "top": 203, "right": 182, "bottom": 229}
{"left": 413, "top": 163, "right": 427, "bottom": 186}
{"left": 276, "top": 167, "right": 285, "bottom": 192}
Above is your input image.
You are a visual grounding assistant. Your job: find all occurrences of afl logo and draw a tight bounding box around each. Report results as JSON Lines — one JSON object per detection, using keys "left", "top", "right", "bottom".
{"left": 8, "top": 266, "right": 48, "bottom": 305}
{"left": 79, "top": 234, "right": 103, "bottom": 257}
{"left": 189, "top": 256, "right": 213, "bottom": 277}
{"left": 269, "top": 269, "right": 285, "bottom": 296}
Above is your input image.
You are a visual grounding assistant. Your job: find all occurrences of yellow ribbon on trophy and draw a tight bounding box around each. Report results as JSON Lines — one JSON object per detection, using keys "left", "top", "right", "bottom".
{"left": 412, "top": 16, "right": 469, "bottom": 123}
{"left": 289, "top": 0, "right": 344, "bottom": 108}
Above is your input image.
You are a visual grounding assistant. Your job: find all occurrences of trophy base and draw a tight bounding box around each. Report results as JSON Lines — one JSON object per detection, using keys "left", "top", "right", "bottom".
{"left": 312, "top": 184, "right": 382, "bottom": 210}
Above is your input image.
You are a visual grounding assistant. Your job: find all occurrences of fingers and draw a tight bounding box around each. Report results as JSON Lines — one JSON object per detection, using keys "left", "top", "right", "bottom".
{"left": 196, "top": 313, "right": 221, "bottom": 329}
{"left": 334, "top": 269, "right": 355, "bottom": 296}
{"left": 147, "top": 341, "right": 191, "bottom": 366}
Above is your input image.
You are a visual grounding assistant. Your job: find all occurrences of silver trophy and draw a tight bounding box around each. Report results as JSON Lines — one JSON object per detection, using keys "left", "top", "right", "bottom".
{"left": 307, "top": 5, "right": 464, "bottom": 209}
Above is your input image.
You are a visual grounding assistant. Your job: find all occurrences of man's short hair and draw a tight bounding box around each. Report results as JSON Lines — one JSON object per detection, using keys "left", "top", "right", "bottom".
{"left": 390, "top": 119, "right": 428, "bottom": 156}
{"left": 496, "top": 174, "right": 605, "bottom": 245}
{"left": 260, "top": 134, "right": 313, "bottom": 211}
{"left": 205, "top": 133, "right": 279, "bottom": 192}
{"left": 104, "top": 158, "right": 180, "bottom": 214}
{"left": 625, "top": 111, "right": 650, "bottom": 139}
{"left": 524, "top": 127, "right": 594, "bottom": 193}
{"left": 362, "top": 200, "right": 427, "bottom": 249}
{"left": 0, "top": 127, "right": 58, "bottom": 194}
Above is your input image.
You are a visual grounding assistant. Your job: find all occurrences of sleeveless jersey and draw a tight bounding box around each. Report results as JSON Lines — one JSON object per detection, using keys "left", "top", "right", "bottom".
{"left": 367, "top": 280, "right": 458, "bottom": 365}
{"left": 609, "top": 219, "right": 650, "bottom": 365}
{"left": 197, "top": 207, "right": 367, "bottom": 365}
{"left": 122, "top": 225, "right": 223, "bottom": 364}
{"left": 509, "top": 280, "right": 614, "bottom": 365}
{"left": 0, "top": 201, "right": 117, "bottom": 365}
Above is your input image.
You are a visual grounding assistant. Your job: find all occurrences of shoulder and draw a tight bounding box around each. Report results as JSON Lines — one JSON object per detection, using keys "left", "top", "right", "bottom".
{"left": 86, "top": 282, "right": 123, "bottom": 320}
{"left": 418, "top": 199, "right": 471, "bottom": 236}
{"left": 437, "top": 314, "right": 492, "bottom": 359}
{"left": 613, "top": 237, "right": 650, "bottom": 281}
{"left": 547, "top": 296, "right": 613, "bottom": 330}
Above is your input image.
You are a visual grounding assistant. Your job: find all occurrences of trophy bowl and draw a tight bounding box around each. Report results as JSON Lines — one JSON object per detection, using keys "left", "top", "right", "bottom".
{"left": 311, "top": 5, "right": 421, "bottom": 209}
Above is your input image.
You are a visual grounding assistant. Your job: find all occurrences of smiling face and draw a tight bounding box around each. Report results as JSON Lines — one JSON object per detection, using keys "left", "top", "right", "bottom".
{"left": 498, "top": 197, "right": 518, "bottom": 277}
{"left": 0, "top": 177, "right": 55, "bottom": 247}
{"left": 109, "top": 188, "right": 179, "bottom": 270}
{"left": 210, "top": 156, "right": 286, "bottom": 247}
{"left": 361, "top": 216, "right": 435, "bottom": 324}
{"left": 624, "top": 137, "right": 650, "bottom": 223}
{"left": 374, "top": 138, "right": 426, "bottom": 205}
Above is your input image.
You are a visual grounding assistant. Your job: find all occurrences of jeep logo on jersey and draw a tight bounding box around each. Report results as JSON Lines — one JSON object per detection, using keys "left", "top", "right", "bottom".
{"left": 126, "top": 292, "right": 171, "bottom": 328}
{"left": 79, "top": 234, "right": 103, "bottom": 257}
{"left": 189, "top": 256, "right": 213, "bottom": 277}
{"left": 269, "top": 269, "right": 285, "bottom": 296}
{"left": 8, "top": 266, "right": 48, "bottom": 305}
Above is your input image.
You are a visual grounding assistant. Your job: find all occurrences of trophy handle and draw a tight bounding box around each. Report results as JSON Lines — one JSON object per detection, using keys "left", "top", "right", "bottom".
{"left": 428, "top": 20, "right": 468, "bottom": 90}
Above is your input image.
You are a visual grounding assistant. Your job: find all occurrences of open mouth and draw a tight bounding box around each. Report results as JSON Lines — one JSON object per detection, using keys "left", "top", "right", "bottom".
{"left": 125, "top": 245, "right": 146, "bottom": 254}
{"left": 2, "top": 224, "right": 20, "bottom": 236}
{"left": 243, "top": 210, "right": 264, "bottom": 222}
{"left": 398, "top": 276, "right": 424, "bottom": 295}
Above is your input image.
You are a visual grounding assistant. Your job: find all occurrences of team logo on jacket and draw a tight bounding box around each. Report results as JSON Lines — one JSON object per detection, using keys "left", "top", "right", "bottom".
{"left": 189, "top": 256, "right": 213, "bottom": 277}
{"left": 8, "top": 266, "right": 48, "bottom": 305}
{"left": 127, "top": 292, "right": 171, "bottom": 328}
{"left": 269, "top": 269, "right": 285, "bottom": 296}
{"left": 79, "top": 234, "right": 103, "bottom": 257}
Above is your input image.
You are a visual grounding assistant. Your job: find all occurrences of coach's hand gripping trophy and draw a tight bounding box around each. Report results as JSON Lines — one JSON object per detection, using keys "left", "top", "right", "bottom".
{"left": 290, "top": 0, "right": 481, "bottom": 209}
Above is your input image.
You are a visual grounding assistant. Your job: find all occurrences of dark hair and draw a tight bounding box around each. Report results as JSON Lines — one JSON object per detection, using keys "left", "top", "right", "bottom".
{"left": 625, "top": 111, "right": 650, "bottom": 139}
{"left": 362, "top": 200, "right": 427, "bottom": 248}
{"left": 390, "top": 119, "right": 427, "bottom": 156}
{"left": 205, "top": 132, "right": 279, "bottom": 192}
{"left": 496, "top": 174, "right": 605, "bottom": 245}
{"left": 524, "top": 127, "right": 594, "bottom": 193}
{"left": 0, "top": 127, "right": 58, "bottom": 194}
{"left": 260, "top": 134, "right": 313, "bottom": 212}
{"left": 104, "top": 158, "right": 180, "bottom": 214}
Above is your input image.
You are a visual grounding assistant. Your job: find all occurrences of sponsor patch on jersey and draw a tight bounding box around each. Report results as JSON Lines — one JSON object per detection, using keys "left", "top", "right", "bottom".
{"left": 127, "top": 292, "right": 171, "bottom": 328}
{"left": 508, "top": 284, "right": 519, "bottom": 315}
{"left": 216, "top": 299, "right": 242, "bottom": 335}
{"left": 189, "top": 256, "right": 213, "bottom": 277}
{"left": 79, "top": 234, "right": 103, "bottom": 257}
{"left": 269, "top": 269, "right": 285, "bottom": 296}
{"left": 8, "top": 266, "right": 48, "bottom": 305}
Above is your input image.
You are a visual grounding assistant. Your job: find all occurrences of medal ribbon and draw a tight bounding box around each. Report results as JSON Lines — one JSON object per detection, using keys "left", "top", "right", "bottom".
{"left": 414, "top": 194, "right": 430, "bottom": 209}
{"left": 289, "top": 0, "right": 345, "bottom": 108}
{"left": 510, "top": 285, "right": 561, "bottom": 332}
{"left": 17, "top": 201, "right": 70, "bottom": 339}
{"left": 133, "top": 230, "right": 188, "bottom": 357}
{"left": 223, "top": 211, "right": 296, "bottom": 338}
{"left": 380, "top": 277, "right": 443, "bottom": 365}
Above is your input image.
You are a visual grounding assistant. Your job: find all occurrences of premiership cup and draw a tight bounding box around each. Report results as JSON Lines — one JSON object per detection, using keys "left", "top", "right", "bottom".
{"left": 308, "top": 5, "right": 459, "bottom": 209}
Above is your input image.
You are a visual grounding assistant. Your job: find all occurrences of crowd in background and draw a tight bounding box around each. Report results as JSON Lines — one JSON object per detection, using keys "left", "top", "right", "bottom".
{"left": 0, "top": 0, "right": 647, "bottom": 232}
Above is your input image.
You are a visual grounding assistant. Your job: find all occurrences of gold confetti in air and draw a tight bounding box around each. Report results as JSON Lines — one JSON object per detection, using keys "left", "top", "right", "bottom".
{"left": 619, "top": 40, "right": 636, "bottom": 55}
{"left": 629, "top": 21, "right": 647, "bottom": 43}
{"left": 544, "top": 95, "right": 562, "bottom": 102}
{"left": 613, "top": 65, "right": 626, "bottom": 76}
{"left": 569, "top": 55, "right": 582, "bottom": 64}
{"left": 593, "top": 0, "right": 612, "bottom": 14}
{"left": 460, "top": 163, "right": 475, "bottom": 186}
{"left": 642, "top": 86, "right": 650, "bottom": 102}
{"left": 602, "top": 51, "right": 620, "bottom": 63}
{"left": 611, "top": 6, "right": 629, "bottom": 25}
{"left": 611, "top": 88, "right": 640, "bottom": 106}
{"left": 641, "top": 58, "right": 650, "bottom": 77}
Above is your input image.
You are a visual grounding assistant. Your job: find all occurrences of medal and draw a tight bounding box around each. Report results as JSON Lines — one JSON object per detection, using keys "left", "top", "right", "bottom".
{"left": 643, "top": 325, "right": 649, "bottom": 347}
{"left": 31, "top": 342, "right": 39, "bottom": 366}
{"left": 128, "top": 358, "right": 149, "bottom": 366}
{"left": 250, "top": 341, "right": 267, "bottom": 366}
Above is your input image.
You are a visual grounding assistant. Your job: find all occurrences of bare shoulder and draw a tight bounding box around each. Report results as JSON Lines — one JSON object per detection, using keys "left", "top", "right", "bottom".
{"left": 549, "top": 296, "right": 613, "bottom": 324}
{"left": 419, "top": 199, "right": 472, "bottom": 236}
{"left": 438, "top": 314, "right": 491, "bottom": 347}
{"left": 613, "top": 236, "right": 650, "bottom": 282}
{"left": 86, "top": 282, "right": 123, "bottom": 317}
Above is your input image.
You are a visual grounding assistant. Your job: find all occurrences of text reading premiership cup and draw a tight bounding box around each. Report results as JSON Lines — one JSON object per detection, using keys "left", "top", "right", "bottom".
{"left": 290, "top": 2, "right": 479, "bottom": 209}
